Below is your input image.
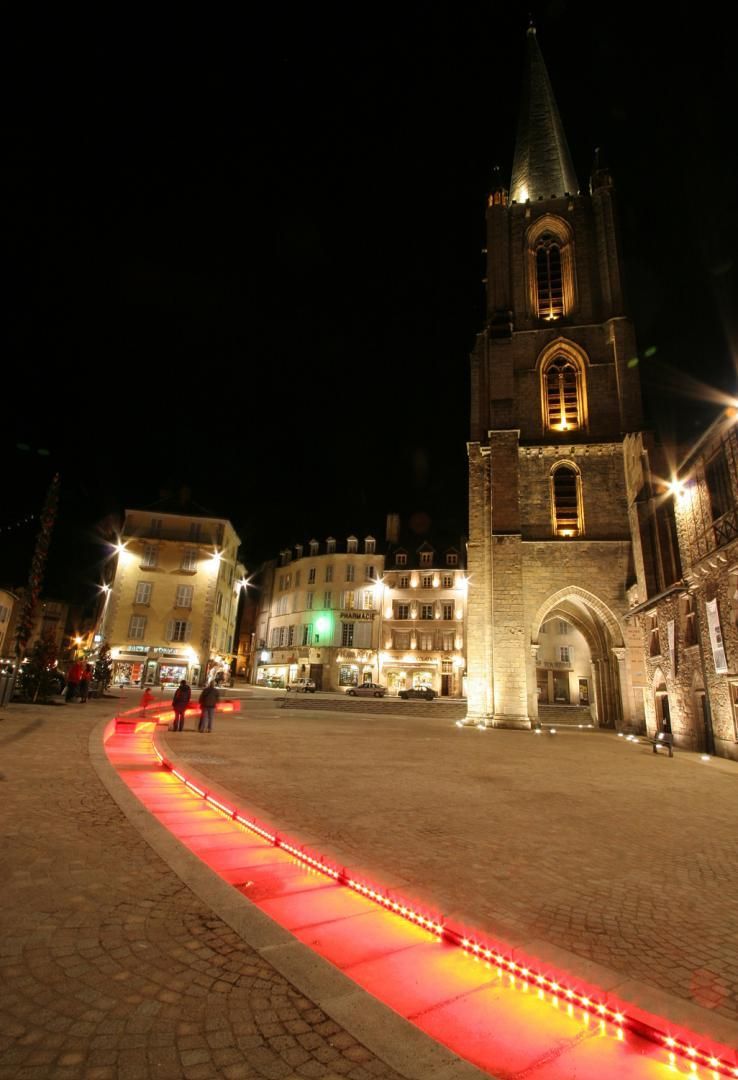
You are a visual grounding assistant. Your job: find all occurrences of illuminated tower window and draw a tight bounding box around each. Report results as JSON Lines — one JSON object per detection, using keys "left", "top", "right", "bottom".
{"left": 545, "top": 358, "right": 580, "bottom": 430}
{"left": 526, "top": 214, "right": 576, "bottom": 321}
{"left": 551, "top": 463, "right": 583, "bottom": 537}
{"left": 535, "top": 236, "right": 563, "bottom": 319}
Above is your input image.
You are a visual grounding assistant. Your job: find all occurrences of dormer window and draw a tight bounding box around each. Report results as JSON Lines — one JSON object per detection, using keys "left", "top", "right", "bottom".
{"left": 446, "top": 552, "right": 458, "bottom": 566}
{"left": 364, "top": 536, "right": 376, "bottom": 554}
{"left": 420, "top": 551, "right": 433, "bottom": 566}
{"left": 295, "top": 544, "right": 303, "bottom": 559}
{"left": 326, "top": 537, "right": 336, "bottom": 554}
{"left": 395, "top": 552, "right": 407, "bottom": 566}
{"left": 309, "top": 539, "right": 319, "bottom": 556}
{"left": 347, "top": 536, "right": 358, "bottom": 553}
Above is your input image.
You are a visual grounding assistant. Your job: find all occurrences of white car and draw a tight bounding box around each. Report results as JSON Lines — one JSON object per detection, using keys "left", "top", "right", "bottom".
{"left": 287, "top": 678, "right": 316, "bottom": 693}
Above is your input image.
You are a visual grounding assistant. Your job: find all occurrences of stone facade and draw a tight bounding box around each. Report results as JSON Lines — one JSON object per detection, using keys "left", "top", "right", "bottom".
{"left": 626, "top": 424, "right": 738, "bottom": 760}
{"left": 466, "top": 28, "right": 644, "bottom": 730}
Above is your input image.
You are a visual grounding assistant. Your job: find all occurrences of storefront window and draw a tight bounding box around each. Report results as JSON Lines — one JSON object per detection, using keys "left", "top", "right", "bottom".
{"left": 414, "top": 672, "right": 433, "bottom": 689}
{"left": 113, "top": 661, "right": 144, "bottom": 686}
{"left": 339, "top": 664, "right": 358, "bottom": 686}
{"left": 160, "top": 664, "right": 188, "bottom": 685}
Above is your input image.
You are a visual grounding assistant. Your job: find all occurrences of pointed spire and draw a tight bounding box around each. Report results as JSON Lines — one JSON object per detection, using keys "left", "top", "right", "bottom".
{"left": 510, "top": 25, "right": 578, "bottom": 204}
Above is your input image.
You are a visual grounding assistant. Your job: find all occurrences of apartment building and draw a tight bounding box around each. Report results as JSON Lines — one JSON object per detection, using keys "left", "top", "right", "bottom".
{"left": 380, "top": 540, "right": 466, "bottom": 697}
{"left": 254, "top": 535, "right": 383, "bottom": 691}
{"left": 103, "top": 509, "right": 244, "bottom": 688}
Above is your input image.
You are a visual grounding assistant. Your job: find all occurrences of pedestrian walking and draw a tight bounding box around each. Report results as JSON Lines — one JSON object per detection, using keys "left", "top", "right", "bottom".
{"left": 65, "top": 659, "right": 84, "bottom": 702}
{"left": 78, "top": 663, "right": 93, "bottom": 703}
{"left": 198, "top": 682, "right": 219, "bottom": 733}
{"left": 171, "top": 680, "right": 191, "bottom": 731}
{"left": 140, "top": 687, "right": 155, "bottom": 712}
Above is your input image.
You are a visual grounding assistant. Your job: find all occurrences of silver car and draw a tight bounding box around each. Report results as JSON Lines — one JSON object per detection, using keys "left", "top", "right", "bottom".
{"left": 345, "top": 682, "right": 387, "bottom": 698}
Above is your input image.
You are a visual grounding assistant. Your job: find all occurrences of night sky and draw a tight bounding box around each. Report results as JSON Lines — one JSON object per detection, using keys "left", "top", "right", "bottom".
{"left": 5, "top": 2, "right": 736, "bottom": 608}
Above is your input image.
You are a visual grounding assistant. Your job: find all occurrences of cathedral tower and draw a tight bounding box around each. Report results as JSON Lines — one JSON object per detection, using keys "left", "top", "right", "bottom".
{"left": 467, "top": 26, "right": 643, "bottom": 729}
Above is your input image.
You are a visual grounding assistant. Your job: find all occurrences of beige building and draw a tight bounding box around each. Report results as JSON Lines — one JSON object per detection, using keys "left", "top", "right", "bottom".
{"left": 466, "top": 27, "right": 644, "bottom": 729}
{"left": 0, "top": 590, "right": 18, "bottom": 657}
{"left": 103, "top": 509, "right": 244, "bottom": 688}
{"left": 379, "top": 540, "right": 466, "bottom": 697}
{"left": 254, "top": 535, "right": 383, "bottom": 690}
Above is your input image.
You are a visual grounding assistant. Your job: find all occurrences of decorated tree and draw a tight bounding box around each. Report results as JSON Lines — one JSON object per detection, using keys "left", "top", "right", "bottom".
{"left": 94, "top": 642, "right": 113, "bottom": 693}
{"left": 18, "top": 628, "right": 61, "bottom": 702}
{"left": 14, "top": 473, "right": 61, "bottom": 664}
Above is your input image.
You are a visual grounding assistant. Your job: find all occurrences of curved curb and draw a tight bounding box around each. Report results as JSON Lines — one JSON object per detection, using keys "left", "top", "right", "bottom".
{"left": 89, "top": 716, "right": 489, "bottom": 1080}
{"left": 150, "top": 723, "right": 738, "bottom": 1061}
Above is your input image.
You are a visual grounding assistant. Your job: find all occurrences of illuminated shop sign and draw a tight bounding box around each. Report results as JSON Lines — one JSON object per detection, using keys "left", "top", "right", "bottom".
{"left": 340, "top": 611, "right": 376, "bottom": 620}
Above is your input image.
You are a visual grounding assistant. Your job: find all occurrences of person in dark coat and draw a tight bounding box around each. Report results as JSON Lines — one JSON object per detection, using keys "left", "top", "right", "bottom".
{"left": 198, "top": 682, "right": 219, "bottom": 733}
{"left": 171, "top": 680, "right": 191, "bottom": 731}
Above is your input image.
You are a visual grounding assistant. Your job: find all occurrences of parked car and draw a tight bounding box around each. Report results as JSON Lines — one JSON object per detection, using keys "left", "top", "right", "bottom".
{"left": 346, "top": 682, "right": 387, "bottom": 698}
{"left": 398, "top": 686, "right": 436, "bottom": 700}
{"left": 287, "top": 678, "right": 316, "bottom": 693}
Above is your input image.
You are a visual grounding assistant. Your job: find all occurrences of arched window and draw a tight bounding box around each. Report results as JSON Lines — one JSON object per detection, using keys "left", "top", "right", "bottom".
{"left": 538, "top": 340, "right": 588, "bottom": 434}
{"left": 526, "top": 215, "right": 575, "bottom": 320}
{"left": 535, "top": 235, "right": 563, "bottom": 320}
{"left": 551, "top": 463, "right": 583, "bottom": 537}
{"left": 545, "top": 357, "right": 580, "bottom": 431}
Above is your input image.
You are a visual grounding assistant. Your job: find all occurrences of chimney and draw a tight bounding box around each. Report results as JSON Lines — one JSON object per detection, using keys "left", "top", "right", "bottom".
{"left": 385, "top": 513, "right": 400, "bottom": 544}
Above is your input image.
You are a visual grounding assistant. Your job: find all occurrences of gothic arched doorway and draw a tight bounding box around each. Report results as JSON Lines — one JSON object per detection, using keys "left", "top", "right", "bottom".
{"left": 531, "top": 588, "right": 626, "bottom": 729}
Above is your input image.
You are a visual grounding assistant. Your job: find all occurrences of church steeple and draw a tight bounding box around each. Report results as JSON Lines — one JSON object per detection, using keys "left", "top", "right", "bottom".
{"left": 509, "top": 25, "right": 578, "bottom": 204}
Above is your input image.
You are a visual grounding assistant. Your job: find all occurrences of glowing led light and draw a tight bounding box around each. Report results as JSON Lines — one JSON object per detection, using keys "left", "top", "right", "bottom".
{"left": 701, "top": 754, "right": 711, "bottom": 762}
{"left": 549, "top": 728, "right": 557, "bottom": 735}
{"left": 136, "top": 718, "right": 736, "bottom": 1077}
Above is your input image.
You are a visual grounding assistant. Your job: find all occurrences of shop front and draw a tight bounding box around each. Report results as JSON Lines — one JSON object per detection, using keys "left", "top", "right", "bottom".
{"left": 336, "top": 651, "right": 375, "bottom": 688}
{"left": 256, "top": 663, "right": 290, "bottom": 688}
{"left": 381, "top": 657, "right": 438, "bottom": 695}
{"left": 111, "top": 646, "right": 199, "bottom": 687}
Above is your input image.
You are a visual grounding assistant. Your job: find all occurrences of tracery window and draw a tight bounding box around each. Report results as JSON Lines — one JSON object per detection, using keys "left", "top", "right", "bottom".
{"left": 526, "top": 214, "right": 575, "bottom": 320}
{"left": 539, "top": 341, "right": 588, "bottom": 433}
{"left": 545, "top": 358, "right": 580, "bottom": 430}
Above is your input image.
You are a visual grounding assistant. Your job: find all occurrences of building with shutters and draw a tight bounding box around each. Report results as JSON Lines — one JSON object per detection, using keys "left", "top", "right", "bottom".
{"left": 379, "top": 536, "right": 467, "bottom": 698}
{"left": 253, "top": 535, "right": 383, "bottom": 691}
{"left": 102, "top": 508, "right": 244, "bottom": 688}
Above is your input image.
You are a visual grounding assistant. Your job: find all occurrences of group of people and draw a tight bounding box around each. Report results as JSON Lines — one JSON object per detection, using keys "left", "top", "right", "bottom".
{"left": 65, "top": 660, "right": 94, "bottom": 703}
{"left": 168, "top": 680, "right": 220, "bottom": 733}
{"left": 65, "top": 662, "right": 222, "bottom": 731}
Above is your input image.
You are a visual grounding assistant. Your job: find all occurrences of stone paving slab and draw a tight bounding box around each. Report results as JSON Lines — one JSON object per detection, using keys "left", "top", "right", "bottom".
{"left": 0, "top": 695, "right": 483, "bottom": 1080}
{"left": 160, "top": 693, "right": 738, "bottom": 1045}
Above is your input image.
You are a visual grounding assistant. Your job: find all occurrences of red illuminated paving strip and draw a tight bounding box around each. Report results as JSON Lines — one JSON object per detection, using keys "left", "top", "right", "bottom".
{"left": 106, "top": 703, "right": 738, "bottom": 1079}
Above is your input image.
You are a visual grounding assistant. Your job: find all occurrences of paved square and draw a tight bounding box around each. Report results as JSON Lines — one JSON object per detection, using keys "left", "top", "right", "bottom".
{"left": 165, "top": 696, "right": 738, "bottom": 1025}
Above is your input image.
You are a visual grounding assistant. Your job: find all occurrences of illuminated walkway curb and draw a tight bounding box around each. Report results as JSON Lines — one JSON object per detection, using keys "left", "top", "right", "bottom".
{"left": 100, "top": 704, "right": 738, "bottom": 1079}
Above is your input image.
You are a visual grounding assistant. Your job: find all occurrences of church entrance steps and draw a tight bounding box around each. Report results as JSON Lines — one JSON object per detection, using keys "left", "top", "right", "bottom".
{"left": 537, "top": 704, "right": 596, "bottom": 727}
